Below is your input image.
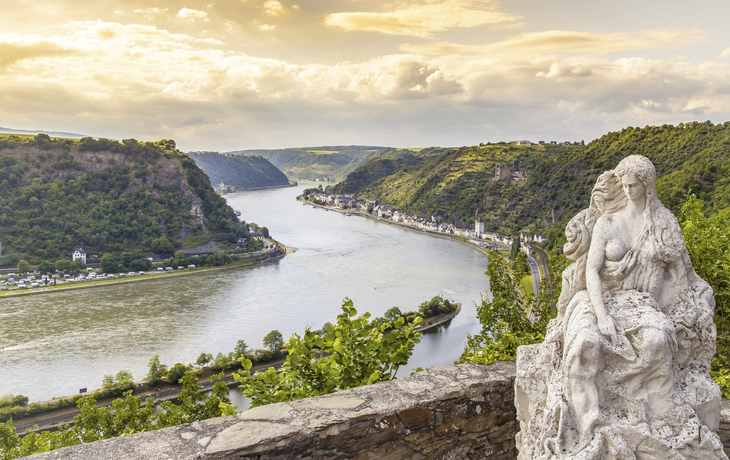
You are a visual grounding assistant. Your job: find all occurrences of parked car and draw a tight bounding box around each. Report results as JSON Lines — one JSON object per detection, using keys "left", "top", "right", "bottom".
{"left": 128, "top": 272, "right": 136, "bottom": 276}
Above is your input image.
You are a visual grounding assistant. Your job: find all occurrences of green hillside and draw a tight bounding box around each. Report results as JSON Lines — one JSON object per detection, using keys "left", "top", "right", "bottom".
{"left": 228, "top": 145, "right": 385, "bottom": 181}
{"left": 187, "top": 152, "right": 289, "bottom": 189}
{"left": 335, "top": 121, "right": 730, "bottom": 247}
{"left": 0, "top": 134, "right": 253, "bottom": 266}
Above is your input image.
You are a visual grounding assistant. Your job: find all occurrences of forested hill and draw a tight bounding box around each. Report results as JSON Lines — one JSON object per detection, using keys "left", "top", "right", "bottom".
{"left": 0, "top": 134, "right": 251, "bottom": 267}
{"left": 187, "top": 152, "right": 289, "bottom": 189}
{"left": 334, "top": 121, "right": 730, "bottom": 247}
{"left": 227, "top": 145, "right": 385, "bottom": 182}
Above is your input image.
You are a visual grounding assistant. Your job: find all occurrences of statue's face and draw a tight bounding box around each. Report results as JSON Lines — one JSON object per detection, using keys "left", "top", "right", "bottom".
{"left": 621, "top": 173, "right": 645, "bottom": 202}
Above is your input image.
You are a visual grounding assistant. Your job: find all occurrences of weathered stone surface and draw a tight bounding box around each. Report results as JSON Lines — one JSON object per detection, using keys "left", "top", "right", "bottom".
{"left": 205, "top": 421, "right": 298, "bottom": 456}
{"left": 516, "top": 155, "right": 728, "bottom": 460}
{"left": 21, "top": 358, "right": 730, "bottom": 460}
{"left": 399, "top": 408, "right": 435, "bottom": 430}
{"left": 299, "top": 395, "right": 365, "bottom": 410}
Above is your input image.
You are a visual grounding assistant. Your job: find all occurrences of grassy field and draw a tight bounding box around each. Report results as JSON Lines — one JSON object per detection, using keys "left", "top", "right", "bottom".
{"left": 521, "top": 275, "right": 533, "bottom": 298}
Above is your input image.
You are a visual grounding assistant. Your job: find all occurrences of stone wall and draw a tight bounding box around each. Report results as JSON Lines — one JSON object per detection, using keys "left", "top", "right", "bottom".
{"left": 23, "top": 360, "right": 730, "bottom": 459}
{"left": 27, "top": 361, "right": 517, "bottom": 460}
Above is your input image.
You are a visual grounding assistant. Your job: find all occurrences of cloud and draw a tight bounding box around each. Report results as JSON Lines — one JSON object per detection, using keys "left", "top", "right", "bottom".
{"left": 323, "top": 0, "right": 520, "bottom": 37}
{"left": 263, "top": 1, "right": 293, "bottom": 17}
{"left": 253, "top": 19, "right": 276, "bottom": 31}
{"left": 2, "top": 19, "right": 730, "bottom": 151}
{"left": 716, "top": 47, "right": 730, "bottom": 59}
{"left": 0, "top": 39, "right": 73, "bottom": 69}
{"left": 400, "top": 28, "right": 707, "bottom": 55}
{"left": 178, "top": 7, "right": 208, "bottom": 20}
{"left": 134, "top": 7, "right": 168, "bottom": 15}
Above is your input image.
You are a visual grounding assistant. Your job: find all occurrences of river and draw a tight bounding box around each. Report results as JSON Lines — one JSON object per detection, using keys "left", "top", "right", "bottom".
{"left": 0, "top": 183, "right": 488, "bottom": 403}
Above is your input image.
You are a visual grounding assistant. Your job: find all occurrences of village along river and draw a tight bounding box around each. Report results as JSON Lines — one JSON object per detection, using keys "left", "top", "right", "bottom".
{"left": 0, "top": 183, "right": 489, "bottom": 404}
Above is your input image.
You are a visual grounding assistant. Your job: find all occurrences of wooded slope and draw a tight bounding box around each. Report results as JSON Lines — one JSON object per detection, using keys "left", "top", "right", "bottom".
{"left": 187, "top": 152, "right": 289, "bottom": 189}
{"left": 0, "top": 135, "right": 250, "bottom": 266}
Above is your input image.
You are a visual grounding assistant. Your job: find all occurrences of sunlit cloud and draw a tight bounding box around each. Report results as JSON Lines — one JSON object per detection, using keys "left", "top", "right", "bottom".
{"left": 178, "top": 7, "right": 208, "bottom": 20}
{"left": 135, "top": 7, "right": 168, "bottom": 15}
{"left": 263, "top": 1, "right": 295, "bottom": 17}
{"left": 254, "top": 19, "right": 276, "bottom": 31}
{"left": 400, "top": 29, "right": 707, "bottom": 55}
{"left": 716, "top": 47, "right": 730, "bottom": 59}
{"left": 0, "top": 38, "right": 73, "bottom": 69}
{"left": 323, "top": 0, "right": 520, "bottom": 37}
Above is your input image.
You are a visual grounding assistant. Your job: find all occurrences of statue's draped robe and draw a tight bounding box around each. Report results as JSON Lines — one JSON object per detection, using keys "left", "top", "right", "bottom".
{"left": 515, "top": 205, "right": 726, "bottom": 460}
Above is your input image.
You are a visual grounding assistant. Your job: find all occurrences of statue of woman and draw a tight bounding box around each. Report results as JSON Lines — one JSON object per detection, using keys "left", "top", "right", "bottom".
{"left": 515, "top": 155, "right": 726, "bottom": 459}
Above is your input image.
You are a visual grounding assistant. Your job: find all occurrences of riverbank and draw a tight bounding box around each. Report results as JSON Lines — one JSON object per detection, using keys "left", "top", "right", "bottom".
{"left": 0, "top": 246, "right": 289, "bottom": 299}
{"left": 298, "top": 197, "right": 547, "bottom": 291}
{"left": 13, "top": 305, "right": 460, "bottom": 432}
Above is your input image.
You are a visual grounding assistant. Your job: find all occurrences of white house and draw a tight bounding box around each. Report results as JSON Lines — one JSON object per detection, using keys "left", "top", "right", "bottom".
{"left": 475, "top": 218, "right": 485, "bottom": 237}
{"left": 376, "top": 205, "right": 392, "bottom": 218}
{"left": 72, "top": 247, "right": 86, "bottom": 264}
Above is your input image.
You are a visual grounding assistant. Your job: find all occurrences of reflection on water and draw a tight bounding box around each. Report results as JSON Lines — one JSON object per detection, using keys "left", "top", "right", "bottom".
{"left": 0, "top": 183, "right": 488, "bottom": 402}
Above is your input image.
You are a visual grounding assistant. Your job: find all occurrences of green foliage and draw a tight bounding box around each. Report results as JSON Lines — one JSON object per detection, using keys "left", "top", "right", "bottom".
{"left": 417, "top": 296, "right": 457, "bottom": 317}
{"left": 679, "top": 196, "right": 730, "bottom": 374}
{"left": 334, "top": 122, "right": 730, "bottom": 247}
{"left": 195, "top": 352, "right": 213, "bottom": 367}
{"left": 166, "top": 364, "right": 189, "bottom": 385}
{"left": 0, "top": 396, "right": 28, "bottom": 409}
{"left": 145, "top": 355, "right": 167, "bottom": 386}
{"left": 234, "top": 298, "right": 422, "bottom": 408}
{"left": 458, "top": 249, "right": 565, "bottom": 365}
{"left": 101, "top": 370, "right": 134, "bottom": 391}
{"left": 99, "top": 253, "right": 117, "bottom": 273}
{"left": 16, "top": 260, "right": 30, "bottom": 274}
{"left": 228, "top": 145, "right": 388, "bottom": 182}
{"left": 187, "top": 152, "right": 289, "bottom": 189}
{"left": 0, "top": 136, "right": 251, "bottom": 266}
{"left": 0, "top": 370, "right": 232, "bottom": 459}
{"left": 232, "top": 340, "right": 248, "bottom": 359}
{"left": 262, "top": 330, "right": 284, "bottom": 352}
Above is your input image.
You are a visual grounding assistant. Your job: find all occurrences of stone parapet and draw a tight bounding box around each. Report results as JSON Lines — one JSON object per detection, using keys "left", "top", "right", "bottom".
{"left": 23, "top": 360, "right": 730, "bottom": 459}
{"left": 26, "top": 361, "right": 517, "bottom": 460}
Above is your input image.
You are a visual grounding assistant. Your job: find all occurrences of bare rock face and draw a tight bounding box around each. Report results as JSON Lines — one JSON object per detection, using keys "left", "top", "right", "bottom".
{"left": 515, "top": 155, "right": 727, "bottom": 459}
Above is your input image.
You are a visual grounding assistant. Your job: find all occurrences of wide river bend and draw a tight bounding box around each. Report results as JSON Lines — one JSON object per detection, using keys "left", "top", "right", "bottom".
{"left": 0, "top": 183, "right": 489, "bottom": 403}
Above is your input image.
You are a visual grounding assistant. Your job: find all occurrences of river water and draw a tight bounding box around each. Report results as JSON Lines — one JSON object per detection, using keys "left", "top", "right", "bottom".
{"left": 0, "top": 183, "right": 489, "bottom": 403}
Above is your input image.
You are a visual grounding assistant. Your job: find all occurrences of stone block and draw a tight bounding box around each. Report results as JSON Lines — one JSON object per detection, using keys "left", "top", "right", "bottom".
{"left": 463, "top": 412, "right": 498, "bottom": 433}
{"left": 435, "top": 417, "right": 461, "bottom": 437}
{"left": 399, "top": 408, "right": 435, "bottom": 430}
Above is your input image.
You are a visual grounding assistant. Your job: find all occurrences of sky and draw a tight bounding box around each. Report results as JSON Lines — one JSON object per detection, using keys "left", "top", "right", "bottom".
{"left": 2, "top": 0, "right": 730, "bottom": 151}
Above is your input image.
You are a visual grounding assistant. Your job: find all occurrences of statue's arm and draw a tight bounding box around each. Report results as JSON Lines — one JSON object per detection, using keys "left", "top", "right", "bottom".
{"left": 586, "top": 217, "right": 618, "bottom": 342}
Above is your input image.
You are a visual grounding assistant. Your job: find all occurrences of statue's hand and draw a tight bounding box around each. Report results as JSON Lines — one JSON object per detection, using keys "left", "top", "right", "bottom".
{"left": 596, "top": 313, "right": 618, "bottom": 344}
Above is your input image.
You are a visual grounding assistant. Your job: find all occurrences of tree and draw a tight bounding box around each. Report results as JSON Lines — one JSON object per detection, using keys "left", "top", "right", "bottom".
{"left": 262, "top": 330, "right": 284, "bottom": 352}
{"left": 166, "top": 363, "right": 189, "bottom": 385}
{"left": 383, "top": 307, "right": 403, "bottom": 322}
{"left": 679, "top": 196, "right": 730, "bottom": 371}
{"left": 114, "top": 370, "right": 134, "bottom": 389}
{"left": 458, "top": 249, "right": 565, "bottom": 365}
{"left": 210, "top": 352, "right": 230, "bottom": 372}
{"left": 55, "top": 258, "right": 71, "bottom": 273}
{"left": 17, "top": 260, "right": 30, "bottom": 274}
{"left": 510, "top": 236, "right": 520, "bottom": 261}
{"left": 261, "top": 227, "right": 270, "bottom": 238}
{"left": 37, "top": 260, "right": 52, "bottom": 274}
{"left": 100, "top": 253, "right": 117, "bottom": 274}
{"left": 233, "top": 340, "right": 248, "bottom": 358}
{"left": 71, "top": 259, "right": 86, "bottom": 273}
{"left": 174, "top": 250, "right": 186, "bottom": 261}
{"left": 234, "top": 298, "right": 423, "bottom": 407}
{"left": 145, "top": 354, "right": 167, "bottom": 386}
{"left": 195, "top": 352, "right": 212, "bottom": 367}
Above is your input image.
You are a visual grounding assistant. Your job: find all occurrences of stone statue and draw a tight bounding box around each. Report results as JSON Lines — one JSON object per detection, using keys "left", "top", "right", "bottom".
{"left": 515, "top": 155, "right": 727, "bottom": 459}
